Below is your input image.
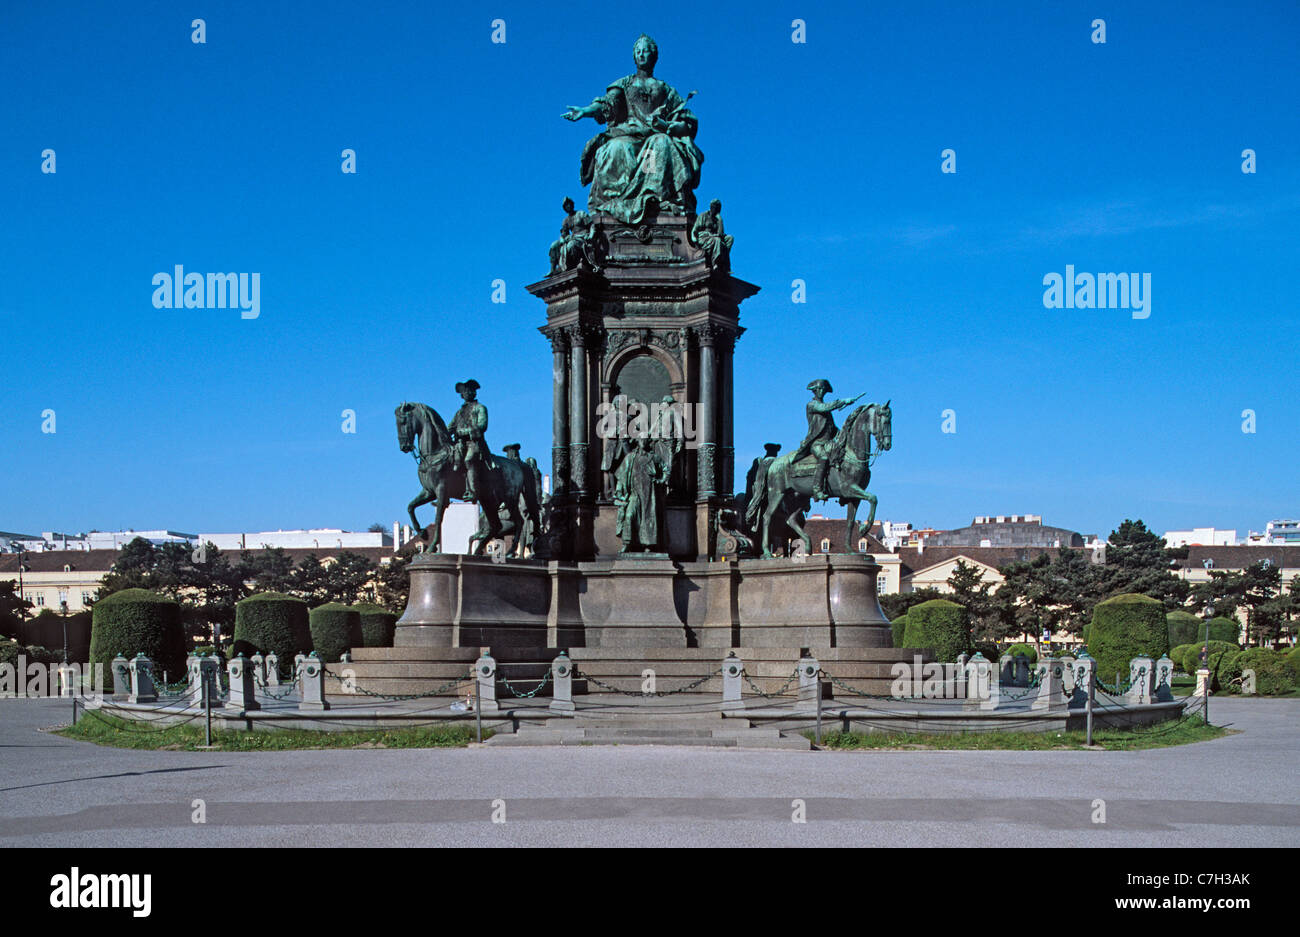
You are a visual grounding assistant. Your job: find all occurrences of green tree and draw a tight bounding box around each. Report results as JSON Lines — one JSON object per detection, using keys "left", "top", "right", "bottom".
{"left": 376, "top": 554, "right": 411, "bottom": 614}
{"left": 0, "top": 580, "right": 32, "bottom": 641}
{"left": 1097, "top": 519, "right": 1190, "bottom": 609}
{"left": 946, "top": 559, "right": 998, "bottom": 642}
{"left": 238, "top": 547, "right": 296, "bottom": 593}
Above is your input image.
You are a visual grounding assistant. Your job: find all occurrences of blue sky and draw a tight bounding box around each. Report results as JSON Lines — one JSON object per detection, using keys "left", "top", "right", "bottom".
{"left": 1, "top": 0, "right": 1296, "bottom": 539}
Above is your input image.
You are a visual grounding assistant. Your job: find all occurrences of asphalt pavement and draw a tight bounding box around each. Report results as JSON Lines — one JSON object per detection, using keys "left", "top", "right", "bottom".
{"left": 1, "top": 697, "right": 1296, "bottom": 847}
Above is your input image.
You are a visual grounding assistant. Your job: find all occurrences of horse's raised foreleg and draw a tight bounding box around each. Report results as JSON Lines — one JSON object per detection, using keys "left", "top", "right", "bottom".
{"left": 408, "top": 490, "right": 435, "bottom": 553}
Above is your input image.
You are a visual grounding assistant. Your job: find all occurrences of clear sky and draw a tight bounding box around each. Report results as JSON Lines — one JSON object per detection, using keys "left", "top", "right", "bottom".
{"left": 2, "top": 0, "right": 1296, "bottom": 539}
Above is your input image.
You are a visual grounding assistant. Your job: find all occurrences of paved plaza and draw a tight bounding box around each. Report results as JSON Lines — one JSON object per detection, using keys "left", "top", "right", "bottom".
{"left": 0, "top": 697, "right": 1296, "bottom": 847}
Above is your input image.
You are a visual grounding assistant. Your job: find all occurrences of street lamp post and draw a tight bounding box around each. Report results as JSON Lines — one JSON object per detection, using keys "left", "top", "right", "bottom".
{"left": 1201, "top": 602, "right": 1214, "bottom": 725}
{"left": 60, "top": 599, "right": 68, "bottom": 664}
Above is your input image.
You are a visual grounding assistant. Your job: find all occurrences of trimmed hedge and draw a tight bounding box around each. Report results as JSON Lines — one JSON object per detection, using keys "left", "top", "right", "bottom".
{"left": 1232, "top": 648, "right": 1295, "bottom": 696}
{"left": 901, "top": 600, "right": 971, "bottom": 663}
{"left": 890, "top": 613, "right": 910, "bottom": 648}
{"left": 23, "top": 609, "right": 92, "bottom": 662}
{"left": 1087, "top": 594, "right": 1169, "bottom": 688}
{"left": 1287, "top": 646, "right": 1300, "bottom": 682}
{"left": 232, "top": 593, "right": 311, "bottom": 663}
{"left": 1165, "top": 610, "right": 1201, "bottom": 647}
{"left": 309, "top": 604, "right": 362, "bottom": 663}
{"left": 1200, "top": 617, "right": 1241, "bottom": 644}
{"left": 1007, "top": 642, "right": 1038, "bottom": 662}
{"left": 353, "top": 603, "right": 397, "bottom": 648}
{"left": 1178, "top": 640, "right": 1236, "bottom": 678}
{"left": 1169, "top": 643, "right": 1200, "bottom": 673}
{"left": 88, "top": 589, "right": 186, "bottom": 686}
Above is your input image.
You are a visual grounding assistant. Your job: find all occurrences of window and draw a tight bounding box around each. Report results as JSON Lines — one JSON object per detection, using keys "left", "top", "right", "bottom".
{"left": 81, "top": 592, "right": 94, "bottom": 605}
{"left": 858, "top": 538, "right": 869, "bottom": 552}
{"left": 877, "top": 575, "right": 889, "bottom": 594}
{"left": 27, "top": 593, "right": 45, "bottom": 607}
{"left": 819, "top": 538, "right": 831, "bottom": 553}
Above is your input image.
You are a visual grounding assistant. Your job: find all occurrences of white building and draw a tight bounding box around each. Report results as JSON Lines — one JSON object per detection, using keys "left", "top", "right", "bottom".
{"left": 1163, "top": 527, "right": 1238, "bottom": 547}
{"left": 1246, "top": 520, "right": 1300, "bottom": 545}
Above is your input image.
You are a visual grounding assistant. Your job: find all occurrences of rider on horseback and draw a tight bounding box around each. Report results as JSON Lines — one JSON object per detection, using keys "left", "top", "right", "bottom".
{"left": 451, "top": 379, "right": 492, "bottom": 502}
{"left": 790, "top": 378, "right": 863, "bottom": 501}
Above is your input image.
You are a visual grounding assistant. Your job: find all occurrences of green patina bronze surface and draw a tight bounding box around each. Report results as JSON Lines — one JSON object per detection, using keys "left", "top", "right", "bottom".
{"left": 563, "top": 34, "right": 703, "bottom": 223}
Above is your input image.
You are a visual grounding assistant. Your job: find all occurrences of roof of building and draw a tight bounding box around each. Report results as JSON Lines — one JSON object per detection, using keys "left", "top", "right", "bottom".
{"left": 1175, "top": 545, "right": 1300, "bottom": 572}
{"left": 0, "top": 545, "right": 395, "bottom": 575}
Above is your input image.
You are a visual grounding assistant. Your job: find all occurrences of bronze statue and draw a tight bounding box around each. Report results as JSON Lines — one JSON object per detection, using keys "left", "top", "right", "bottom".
{"left": 450, "top": 380, "right": 491, "bottom": 502}
{"left": 548, "top": 197, "right": 598, "bottom": 273}
{"left": 691, "top": 199, "right": 733, "bottom": 270}
{"left": 746, "top": 397, "right": 892, "bottom": 558}
{"left": 651, "top": 394, "right": 684, "bottom": 492}
{"left": 562, "top": 34, "right": 704, "bottom": 223}
{"left": 395, "top": 401, "right": 541, "bottom": 556}
{"left": 614, "top": 436, "right": 667, "bottom": 551}
{"left": 790, "top": 379, "right": 864, "bottom": 501}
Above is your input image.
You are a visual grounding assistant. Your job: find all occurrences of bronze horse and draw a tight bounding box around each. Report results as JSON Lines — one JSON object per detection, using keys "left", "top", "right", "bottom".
{"left": 395, "top": 402, "right": 542, "bottom": 556}
{"left": 745, "top": 402, "right": 892, "bottom": 557}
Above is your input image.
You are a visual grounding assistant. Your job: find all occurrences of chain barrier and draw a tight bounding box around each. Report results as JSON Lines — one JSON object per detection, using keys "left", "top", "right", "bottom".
{"left": 321, "top": 666, "right": 472, "bottom": 701}
{"left": 498, "top": 668, "right": 553, "bottom": 699}
{"left": 573, "top": 666, "right": 723, "bottom": 698}
{"left": 740, "top": 667, "right": 801, "bottom": 700}
{"left": 818, "top": 669, "right": 900, "bottom": 701}
{"left": 253, "top": 672, "right": 301, "bottom": 701}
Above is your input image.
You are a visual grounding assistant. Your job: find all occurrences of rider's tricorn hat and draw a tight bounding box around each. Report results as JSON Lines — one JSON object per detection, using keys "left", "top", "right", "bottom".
{"left": 455, "top": 379, "right": 481, "bottom": 394}
{"left": 807, "top": 378, "right": 832, "bottom": 394}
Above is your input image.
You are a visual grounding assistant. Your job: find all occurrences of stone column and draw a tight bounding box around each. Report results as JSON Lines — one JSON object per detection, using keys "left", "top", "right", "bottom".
{"left": 797, "top": 653, "right": 821, "bottom": 703}
{"left": 128, "top": 655, "right": 157, "bottom": 704}
{"left": 722, "top": 652, "right": 743, "bottom": 712}
{"left": 1125, "top": 656, "right": 1153, "bottom": 705}
{"left": 299, "top": 653, "right": 329, "bottom": 711}
{"left": 111, "top": 654, "right": 130, "bottom": 700}
{"left": 225, "top": 654, "right": 261, "bottom": 711}
{"left": 1030, "top": 659, "right": 1067, "bottom": 711}
{"left": 475, "top": 654, "right": 499, "bottom": 713}
{"left": 696, "top": 326, "right": 717, "bottom": 499}
{"left": 1069, "top": 653, "right": 1095, "bottom": 710}
{"left": 550, "top": 651, "right": 574, "bottom": 713}
{"left": 264, "top": 652, "right": 280, "bottom": 687}
{"left": 549, "top": 328, "right": 569, "bottom": 498}
{"left": 567, "top": 326, "right": 589, "bottom": 499}
{"left": 1154, "top": 654, "right": 1175, "bottom": 702}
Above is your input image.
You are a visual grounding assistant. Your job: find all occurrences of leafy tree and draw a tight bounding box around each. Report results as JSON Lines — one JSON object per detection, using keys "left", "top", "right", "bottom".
{"left": 1097, "top": 519, "right": 1189, "bottom": 609}
{"left": 946, "top": 559, "right": 998, "bottom": 641}
{"left": 995, "top": 548, "right": 1100, "bottom": 640}
{"left": 238, "top": 547, "right": 295, "bottom": 593}
{"left": 880, "top": 587, "right": 945, "bottom": 622}
{"left": 0, "top": 581, "right": 32, "bottom": 641}
{"left": 376, "top": 554, "right": 411, "bottom": 614}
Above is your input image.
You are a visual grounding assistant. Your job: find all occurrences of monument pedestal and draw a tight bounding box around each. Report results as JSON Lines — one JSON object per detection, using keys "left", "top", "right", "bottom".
{"left": 579, "top": 555, "right": 687, "bottom": 648}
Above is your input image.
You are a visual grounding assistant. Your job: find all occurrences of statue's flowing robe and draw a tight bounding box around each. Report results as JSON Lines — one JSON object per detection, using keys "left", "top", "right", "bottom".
{"left": 581, "top": 75, "right": 704, "bottom": 224}
{"left": 615, "top": 447, "right": 665, "bottom": 548}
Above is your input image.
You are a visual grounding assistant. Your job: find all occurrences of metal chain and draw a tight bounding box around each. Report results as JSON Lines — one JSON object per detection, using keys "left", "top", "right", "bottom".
{"left": 573, "top": 666, "right": 723, "bottom": 697}
{"left": 321, "top": 666, "right": 471, "bottom": 701}
{"left": 818, "top": 668, "right": 899, "bottom": 700}
{"left": 497, "top": 668, "right": 553, "bottom": 699}
{"left": 741, "top": 667, "right": 801, "bottom": 699}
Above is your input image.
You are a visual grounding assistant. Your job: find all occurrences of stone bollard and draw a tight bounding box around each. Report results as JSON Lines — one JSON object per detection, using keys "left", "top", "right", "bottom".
{"left": 1059, "top": 655, "right": 1076, "bottom": 694}
{"left": 250, "top": 652, "right": 265, "bottom": 687}
{"left": 1154, "top": 655, "right": 1175, "bottom": 702}
{"left": 475, "top": 654, "right": 499, "bottom": 713}
{"left": 340, "top": 651, "right": 352, "bottom": 663}
{"left": 1195, "top": 667, "right": 1212, "bottom": 698}
{"left": 128, "top": 655, "right": 158, "bottom": 703}
{"left": 797, "top": 652, "right": 821, "bottom": 704}
{"left": 264, "top": 652, "right": 281, "bottom": 688}
{"left": 298, "top": 652, "right": 330, "bottom": 711}
{"left": 1014, "top": 656, "right": 1030, "bottom": 687}
{"left": 549, "top": 651, "right": 574, "bottom": 713}
{"left": 1031, "top": 659, "right": 1068, "bottom": 711}
{"left": 965, "top": 652, "right": 992, "bottom": 702}
{"left": 998, "top": 653, "right": 1014, "bottom": 686}
{"left": 58, "top": 663, "right": 78, "bottom": 698}
{"left": 225, "top": 654, "right": 261, "bottom": 712}
{"left": 294, "top": 653, "right": 306, "bottom": 689}
{"left": 187, "top": 654, "right": 204, "bottom": 707}
{"left": 111, "top": 655, "right": 131, "bottom": 701}
{"left": 722, "top": 652, "right": 743, "bottom": 712}
{"left": 1068, "top": 652, "right": 1095, "bottom": 710}
{"left": 1125, "top": 657, "right": 1153, "bottom": 705}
